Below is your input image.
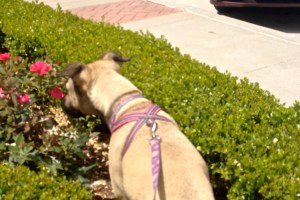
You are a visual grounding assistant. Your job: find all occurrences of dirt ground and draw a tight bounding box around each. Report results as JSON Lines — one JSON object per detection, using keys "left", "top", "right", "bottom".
{"left": 51, "top": 106, "right": 116, "bottom": 199}
{"left": 84, "top": 133, "right": 117, "bottom": 200}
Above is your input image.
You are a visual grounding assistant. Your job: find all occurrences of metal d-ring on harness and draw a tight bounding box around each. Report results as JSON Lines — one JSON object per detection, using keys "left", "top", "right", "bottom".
{"left": 109, "top": 96, "right": 175, "bottom": 200}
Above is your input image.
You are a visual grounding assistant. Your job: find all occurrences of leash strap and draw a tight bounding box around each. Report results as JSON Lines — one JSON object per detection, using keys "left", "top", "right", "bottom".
{"left": 112, "top": 104, "right": 166, "bottom": 156}
{"left": 148, "top": 120, "right": 161, "bottom": 200}
{"left": 150, "top": 138, "right": 160, "bottom": 200}
{"left": 110, "top": 104, "right": 175, "bottom": 200}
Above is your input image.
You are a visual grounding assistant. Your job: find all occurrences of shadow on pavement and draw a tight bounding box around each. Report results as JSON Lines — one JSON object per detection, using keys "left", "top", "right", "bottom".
{"left": 218, "top": 7, "right": 300, "bottom": 33}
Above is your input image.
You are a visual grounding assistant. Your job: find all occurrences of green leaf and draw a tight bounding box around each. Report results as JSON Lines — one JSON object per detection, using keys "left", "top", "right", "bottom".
{"left": 14, "top": 134, "right": 24, "bottom": 147}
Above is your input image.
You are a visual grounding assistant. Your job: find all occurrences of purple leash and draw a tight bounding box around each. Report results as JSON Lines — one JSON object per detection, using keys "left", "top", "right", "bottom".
{"left": 147, "top": 119, "right": 161, "bottom": 200}
{"left": 110, "top": 99, "right": 175, "bottom": 200}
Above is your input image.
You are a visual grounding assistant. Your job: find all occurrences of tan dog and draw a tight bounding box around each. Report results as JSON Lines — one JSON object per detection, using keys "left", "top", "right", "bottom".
{"left": 60, "top": 52, "right": 215, "bottom": 200}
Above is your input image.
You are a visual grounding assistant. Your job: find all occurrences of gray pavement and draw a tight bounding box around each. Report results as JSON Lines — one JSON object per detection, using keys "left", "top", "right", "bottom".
{"left": 24, "top": 0, "right": 300, "bottom": 106}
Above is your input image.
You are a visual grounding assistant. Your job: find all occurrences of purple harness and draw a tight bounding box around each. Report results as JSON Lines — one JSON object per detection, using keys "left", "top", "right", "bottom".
{"left": 109, "top": 94, "right": 175, "bottom": 200}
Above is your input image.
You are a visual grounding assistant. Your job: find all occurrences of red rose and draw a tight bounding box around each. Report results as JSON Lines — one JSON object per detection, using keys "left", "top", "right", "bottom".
{"left": 50, "top": 86, "right": 64, "bottom": 99}
{"left": 18, "top": 94, "right": 30, "bottom": 105}
{"left": 0, "top": 53, "right": 11, "bottom": 61}
{"left": 30, "top": 61, "right": 52, "bottom": 75}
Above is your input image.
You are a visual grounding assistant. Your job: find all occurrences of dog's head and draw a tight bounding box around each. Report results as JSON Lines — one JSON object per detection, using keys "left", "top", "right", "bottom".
{"left": 59, "top": 51, "right": 130, "bottom": 118}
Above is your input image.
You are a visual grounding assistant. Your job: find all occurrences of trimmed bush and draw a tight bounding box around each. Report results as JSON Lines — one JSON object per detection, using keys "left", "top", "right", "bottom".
{"left": 0, "top": 164, "right": 92, "bottom": 199}
{"left": 0, "top": 0, "right": 300, "bottom": 199}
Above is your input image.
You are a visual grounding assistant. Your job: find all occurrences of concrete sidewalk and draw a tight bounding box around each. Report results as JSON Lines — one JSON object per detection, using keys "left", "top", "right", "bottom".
{"left": 24, "top": 0, "right": 300, "bottom": 106}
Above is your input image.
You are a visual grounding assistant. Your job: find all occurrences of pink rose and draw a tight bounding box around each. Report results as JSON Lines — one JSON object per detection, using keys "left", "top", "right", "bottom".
{"left": 0, "top": 53, "right": 11, "bottom": 61}
{"left": 18, "top": 94, "right": 30, "bottom": 105}
{"left": 0, "top": 88, "right": 6, "bottom": 98}
{"left": 30, "top": 61, "right": 52, "bottom": 75}
{"left": 49, "top": 86, "right": 64, "bottom": 99}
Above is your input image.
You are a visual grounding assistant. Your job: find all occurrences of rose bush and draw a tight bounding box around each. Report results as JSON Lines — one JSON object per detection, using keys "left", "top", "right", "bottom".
{"left": 0, "top": 52, "right": 98, "bottom": 180}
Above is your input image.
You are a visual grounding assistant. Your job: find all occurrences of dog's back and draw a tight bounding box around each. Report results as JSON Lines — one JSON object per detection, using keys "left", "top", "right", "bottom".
{"left": 110, "top": 110, "right": 214, "bottom": 200}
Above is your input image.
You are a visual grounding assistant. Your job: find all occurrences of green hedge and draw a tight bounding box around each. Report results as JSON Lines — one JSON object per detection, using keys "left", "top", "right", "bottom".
{"left": 0, "top": 164, "right": 92, "bottom": 199}
{"left": 0, "top": 0, "right": 300, "bottom": 199}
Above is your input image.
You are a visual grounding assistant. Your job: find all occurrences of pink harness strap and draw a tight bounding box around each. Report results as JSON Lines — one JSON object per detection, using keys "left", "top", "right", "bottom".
{"left": 111, "top": 104, "right": 172, "bottom": 155}
{"left": 109, "top": 95, "right": 175, "bottom": 200}
{"left": 109, "top": 93, "right": 144, "bottom": 129}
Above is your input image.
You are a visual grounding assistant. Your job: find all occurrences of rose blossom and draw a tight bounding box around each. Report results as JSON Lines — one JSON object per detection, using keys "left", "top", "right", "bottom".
{"left": 18, "top": 94, "right": 30, "bottom": 105}
{"left": 30, "top": 61, "right": 52, "bottom": 75}
{"left": 0, "top": 53, "right": 11, "bottom": 61}
{"left": 0, "top": 88, "right": 6, "bottom": 98}
{"left": 49, "top": 86, "right": 64, "bottom": 99}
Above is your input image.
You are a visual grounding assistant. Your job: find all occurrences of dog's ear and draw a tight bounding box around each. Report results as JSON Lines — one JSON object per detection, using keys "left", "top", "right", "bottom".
{"left": 59, "top": 62, "right": 85, "bottom": 78}
{"left": 99, "top": 51, "right": 130, "bottom": 64}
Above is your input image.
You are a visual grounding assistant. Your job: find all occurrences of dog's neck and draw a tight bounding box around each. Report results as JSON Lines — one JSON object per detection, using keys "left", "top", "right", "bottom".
{"left": 89, "top": 70, "right": 149, "bottom": 125}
